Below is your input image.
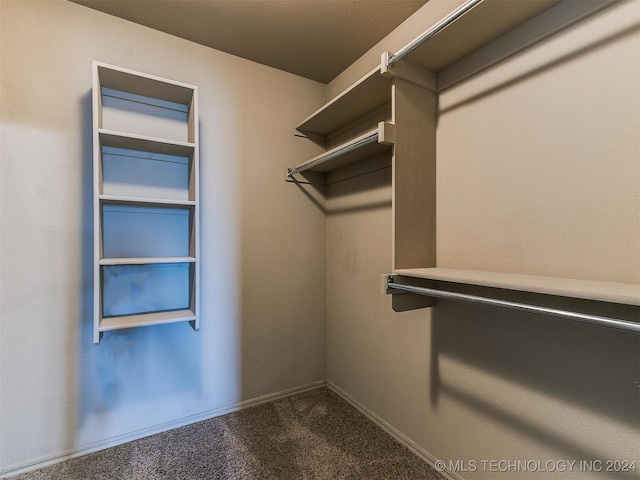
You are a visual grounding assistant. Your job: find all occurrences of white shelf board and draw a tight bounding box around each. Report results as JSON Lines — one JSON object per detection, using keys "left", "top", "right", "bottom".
{"left": 99, "top": 129, "right": 195, "bottom": 157}
{"left": 393, "top": 268, "right": 640, "bottom": 306}
{"left": 399, "top": 0, "right": 561, "bottom": 72}
{"left": 95, "top": 61, "right": 196, "bottom": 105}
{"left": 292, "top": 128, "right": 392, "bottom": 174}
{"left": 99, "top": 194, "right": 196, "bottom": 207}
{"left": 296, "top": 67, "right": 391, "bottom": 136}
{"left": 99, "top": 309, "right": 196, "bottom": 332}
{"left": 100, "top": 256, "right": 196, "bottom": 265}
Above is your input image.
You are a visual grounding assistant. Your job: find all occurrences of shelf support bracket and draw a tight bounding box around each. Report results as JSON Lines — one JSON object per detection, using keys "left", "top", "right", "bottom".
{"left": 381, "top": 51, "right": 437, "bottom": 92}
{"left": 381, "top": 274, "right": 437, "bottom": 312}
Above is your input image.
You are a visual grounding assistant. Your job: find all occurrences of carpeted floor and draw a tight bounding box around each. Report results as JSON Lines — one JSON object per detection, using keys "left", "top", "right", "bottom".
{"left": 9, "top": 387, "right": 445, "bottom": 480}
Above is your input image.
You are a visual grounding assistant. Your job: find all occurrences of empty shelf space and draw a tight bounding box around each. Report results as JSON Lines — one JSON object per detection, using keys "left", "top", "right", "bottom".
{"left": 100, "top": 256, "right": 196, "bottom": 265}
{"left": 99, "top": 309, "right": 197, "bottom": 333}
{"left": 393, "top": 268, "right": 640, "bottom": 306}
{"left": 288, "top": 122, "right": 394, "bottom": 177}
{"left": 99, "top": 129, "right": 195, "bottom": 157}
{"left": 296, "top": 67, "right": 391, "bottom": 137}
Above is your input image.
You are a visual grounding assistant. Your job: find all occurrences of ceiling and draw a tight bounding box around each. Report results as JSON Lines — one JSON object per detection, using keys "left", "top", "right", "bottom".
{"left": 70, "top": 0, "right": 428, "bottom": 84}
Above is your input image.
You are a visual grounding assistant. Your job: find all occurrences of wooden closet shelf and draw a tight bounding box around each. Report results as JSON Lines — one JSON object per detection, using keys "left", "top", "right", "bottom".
{"left": 393, "top": 268, "right": 640, "bottom": 307}
{"left": 288, "top": 122, "right": 394, "bottom": 177}
{"left": 99, "top": 309, "right": 197, "bottom": 332}
{"left": 99, "top": 129, "right": 195, "bottom": 157}
{"left": 296, "top": 67, "right": 391, "bottom": 137}
{"left": 99, "top": 194, "right": 196, "bottom": 207}
{"left": 100, "top": 257, "right": 196, "bottom": 266}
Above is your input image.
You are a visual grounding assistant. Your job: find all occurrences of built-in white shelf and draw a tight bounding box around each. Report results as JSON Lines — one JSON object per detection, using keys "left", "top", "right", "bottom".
{"left": 100, "top": 256, "right": 196, "bottom": 266}
{"left": 296, "top": 67, "right": 391, "bottom": 137}
{"left": 394, "top": 268, "right": 640, "bottom": 307}
{"left": 99, "top": 194, "right": 196, "bottom": 207}
{"left": 93, "top": 61, "right": 199, "bottom": 343}
{"left": 288, "top": 122, "right": 394, "bottom": 178}
{"left": 95, "top": 63, "right": 195, "bottom": 105}
{"left": 99, "top": 309, "right": 197, "bottom": 333}
{"left": 98, "top": 129, "right": 195, "bottom": 157}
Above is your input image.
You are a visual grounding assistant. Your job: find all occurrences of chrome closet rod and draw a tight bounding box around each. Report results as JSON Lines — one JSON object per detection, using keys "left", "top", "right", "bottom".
{"left": 387, "top": 281, "right": 640, "bottom": 334}
{"left": 387, "top": 0, "right": 485, "bottom": 67}
{"left": 287, "top": 132, "right": 378, "bottom": 177}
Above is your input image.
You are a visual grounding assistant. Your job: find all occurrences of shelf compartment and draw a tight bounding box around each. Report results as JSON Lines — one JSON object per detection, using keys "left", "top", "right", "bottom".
{"left": 100, "top": 144, "right": 194, "bottom": 202}
{"left": 393, "top": 268, "right": 640, "bottom": 307}
{"left": 95, "top": 62, "right": 197, "bottom": 143}
{"left": 296, "top": 67, "right": 391, "bottom": 137}
{"left": 101, "top": 262, "right": 193, "bottom": 318}
{"left": 99, "top": 309, "right": 197, "bottom": 333}
{"left": 101, "top": 203, "right": 193, "bottom": 259}
{"left": 288, "top": 122, "right": 394, "bottom": 178}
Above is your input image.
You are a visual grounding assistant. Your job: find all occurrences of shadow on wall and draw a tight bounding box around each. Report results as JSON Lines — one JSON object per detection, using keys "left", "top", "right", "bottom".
{"left": 429, "top": 299, "right": 640, "bottom": 460}
{"left": 438, "top": 1, "right": 640, "bottom": 114}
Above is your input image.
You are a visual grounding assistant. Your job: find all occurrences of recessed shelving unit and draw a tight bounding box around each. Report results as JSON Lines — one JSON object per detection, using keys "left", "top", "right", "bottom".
{"left": 289, "top": 0, "right": 638, "bottom": 332}
{"left": 93, "top": 61, "right": 199, "bottom": 343}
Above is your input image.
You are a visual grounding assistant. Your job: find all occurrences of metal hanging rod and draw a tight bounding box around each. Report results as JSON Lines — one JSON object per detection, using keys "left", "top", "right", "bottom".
{"left": 286, "top": 131, "right": 379, "bottom": 178}
{"left": 386, "top": 278, "right": 640, "bottom": 334}
{"left": 387, "top": 0, "right": 485, "bottom": 67}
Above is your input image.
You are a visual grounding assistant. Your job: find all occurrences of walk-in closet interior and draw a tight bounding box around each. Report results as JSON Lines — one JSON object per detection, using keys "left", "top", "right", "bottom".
{"left": 1, "top": 0, "right": 638, "bottom": 478}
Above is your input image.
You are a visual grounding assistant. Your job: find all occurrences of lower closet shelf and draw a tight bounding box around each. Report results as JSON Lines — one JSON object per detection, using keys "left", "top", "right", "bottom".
{"left": 99, "top": 309, "right": 197, "bottom": 332}
{"left": 384, "top": 268, "right": 640, "bottom": 334}
{"left": 392, "top": 268, "right": 640, "bottom": 306}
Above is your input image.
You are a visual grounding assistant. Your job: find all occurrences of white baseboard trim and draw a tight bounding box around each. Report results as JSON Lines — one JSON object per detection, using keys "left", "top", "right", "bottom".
{"left": 1, "top": 380, "right": 326, "bottom": 478}
{"left": 327, "top": 381, "right": 466, "bottom": 480}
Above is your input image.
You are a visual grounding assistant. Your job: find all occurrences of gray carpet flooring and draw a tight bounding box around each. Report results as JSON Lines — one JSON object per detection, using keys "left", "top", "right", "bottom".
{"left": 9, "top": 387, "right": 445, "bottom": 480}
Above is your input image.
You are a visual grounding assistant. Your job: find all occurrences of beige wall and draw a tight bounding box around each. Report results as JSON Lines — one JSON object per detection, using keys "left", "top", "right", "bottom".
{"left": 327, "top": 1, "right": 639, "bottom": 479}
{"left": 0, "top": 0, "right": 326, "bottom": 472}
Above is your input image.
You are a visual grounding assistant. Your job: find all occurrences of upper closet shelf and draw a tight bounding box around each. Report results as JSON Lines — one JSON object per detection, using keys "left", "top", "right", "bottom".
{"left": 386, "top": 0, "right": 561, "bottom": 73}
{"left": 296, "top": 67, "right": 391, "bottom": 137}
{"left": 393, "top": 268, "right": 640, "bottom": 307}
